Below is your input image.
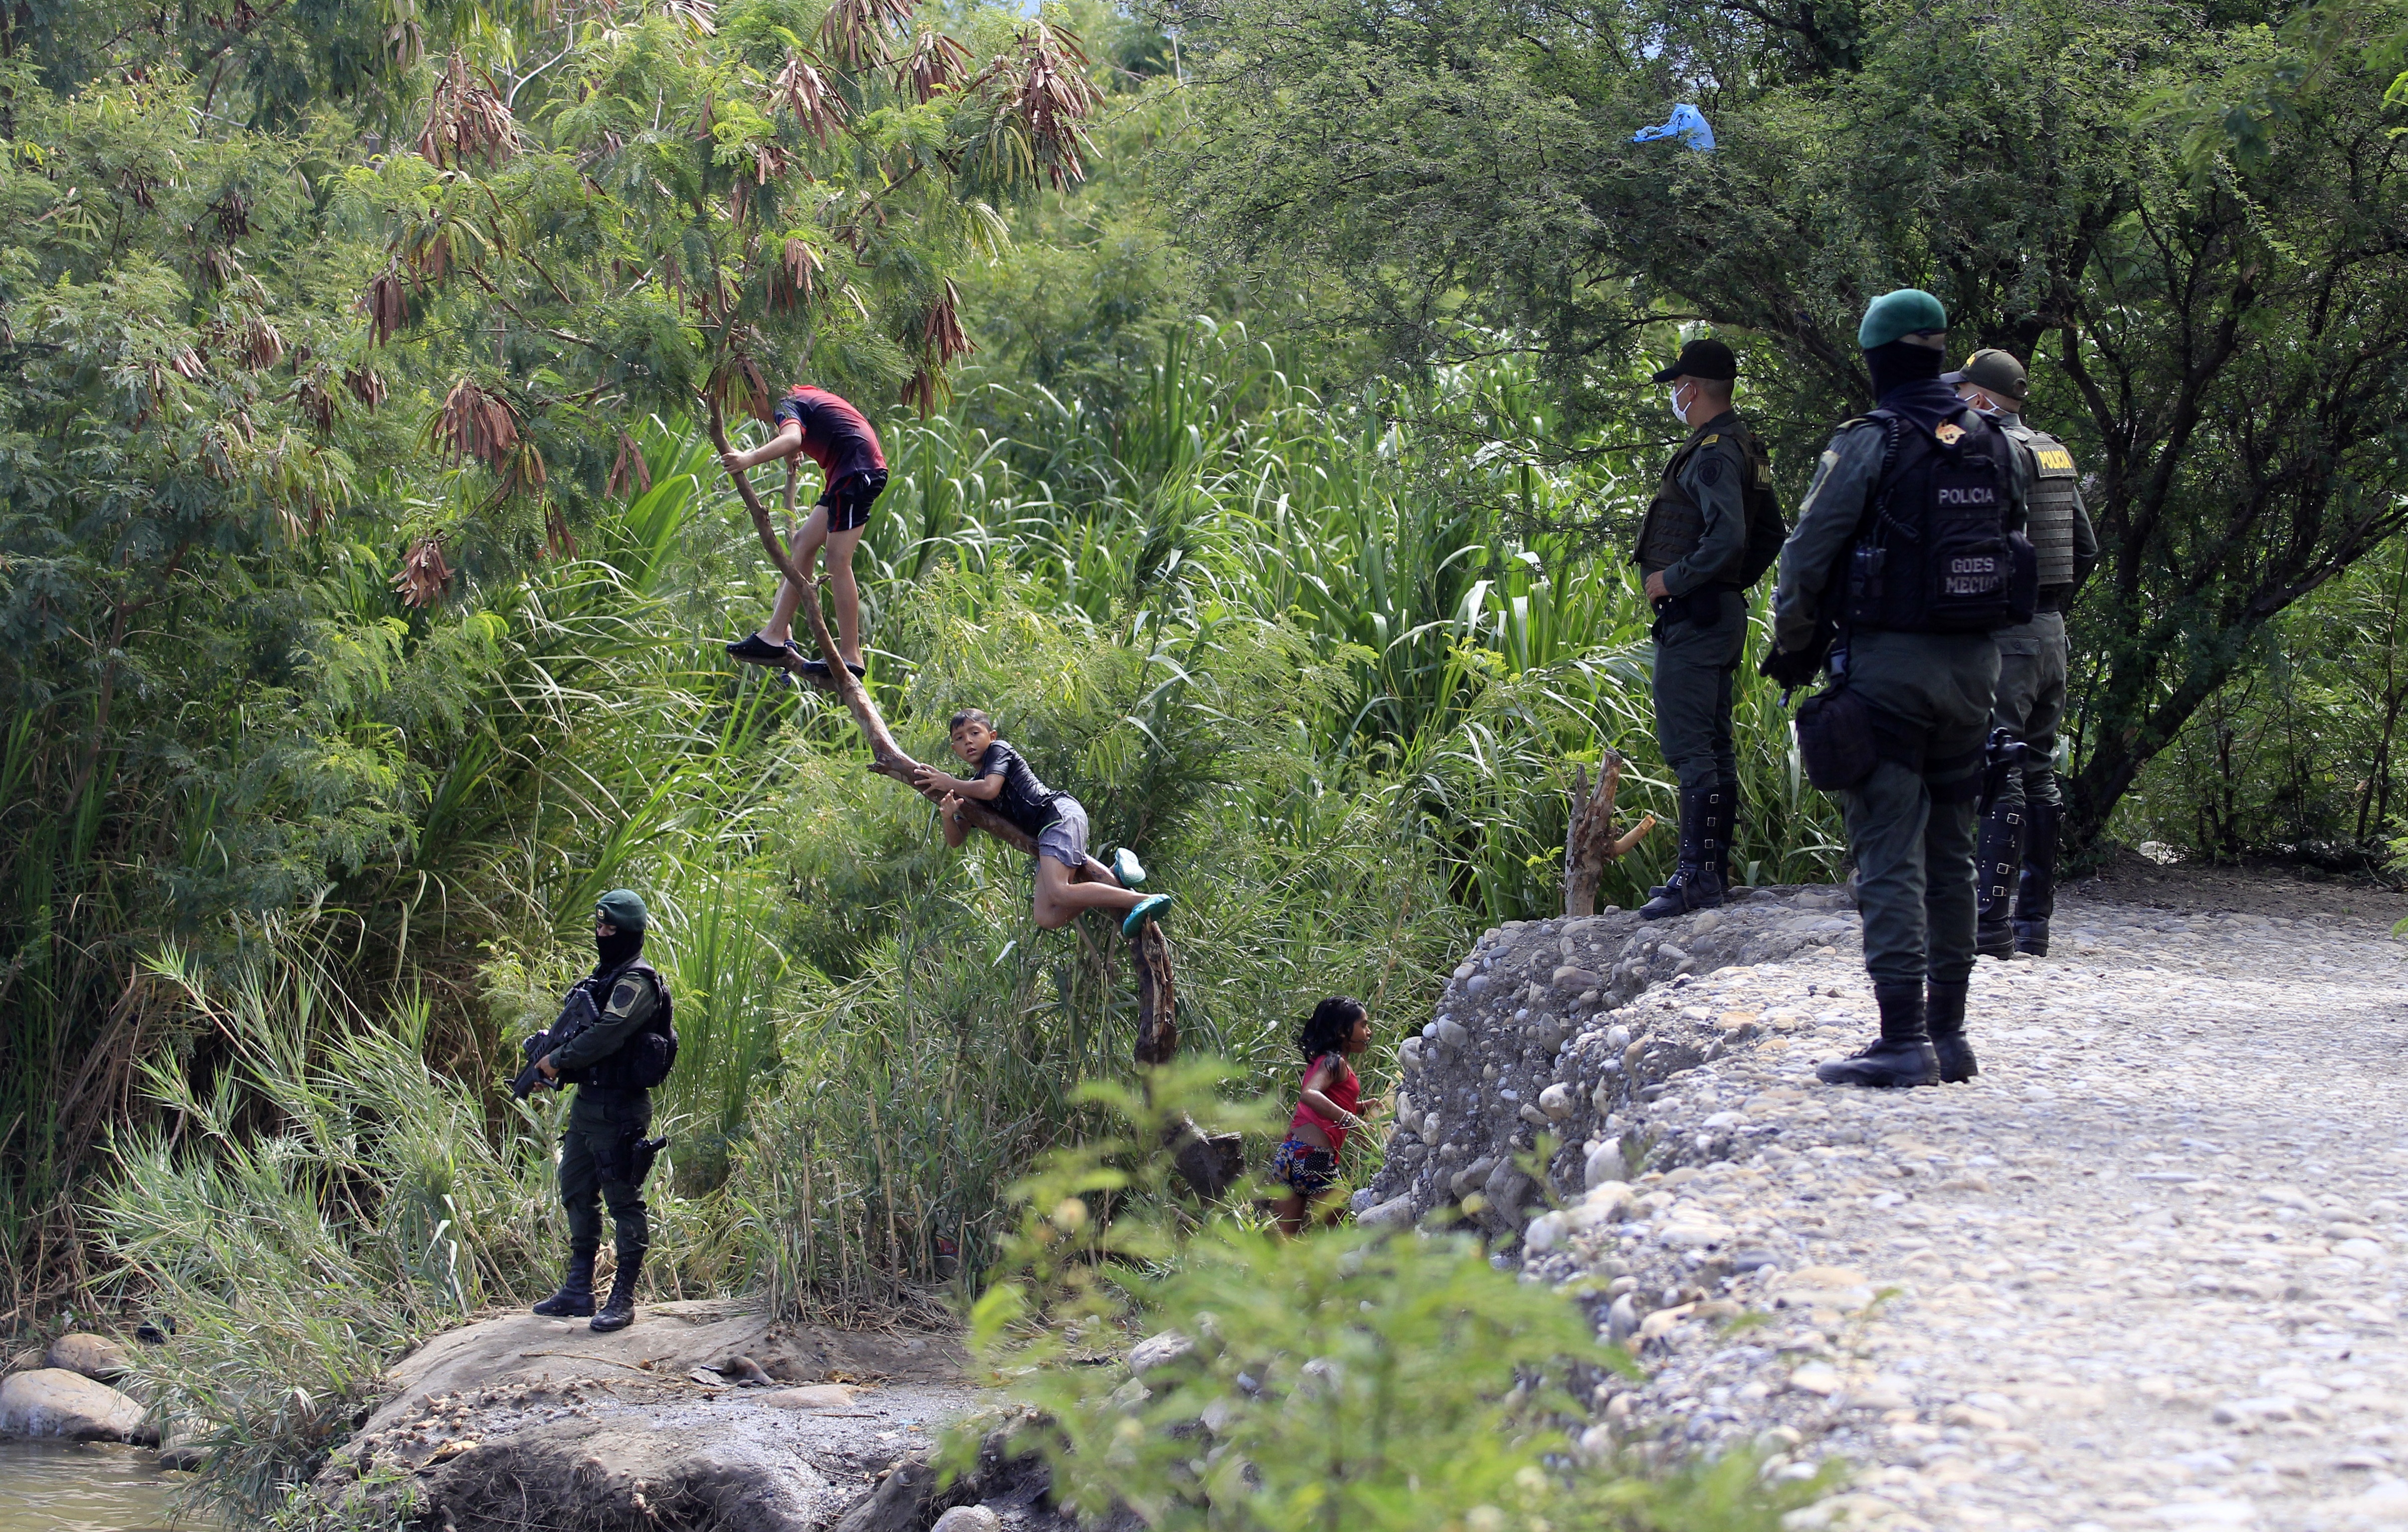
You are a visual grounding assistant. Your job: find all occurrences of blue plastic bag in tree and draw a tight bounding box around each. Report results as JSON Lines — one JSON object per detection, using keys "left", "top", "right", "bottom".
{"left": 1632, "top": 104, "right": 1715, "bottom": 151}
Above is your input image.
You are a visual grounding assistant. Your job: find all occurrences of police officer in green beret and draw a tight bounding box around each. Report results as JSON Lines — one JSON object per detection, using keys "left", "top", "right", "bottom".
{"left": 1761, "top": 291, "right": 2028, "bottom": 1088}
{"left": 1634, "top": 337, "right": 1777, "bottom": 920}
{"left": 528, "top": 889, "right": 675, "bottom": 1332}
{"left": 1944, "top": 348, "right": 2098, "bottom": 959}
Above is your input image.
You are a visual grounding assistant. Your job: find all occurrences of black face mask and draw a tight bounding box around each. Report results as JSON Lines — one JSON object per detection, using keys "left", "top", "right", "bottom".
{"left": 596, "top": 928, "right": 644, "bottom": 972}
{"left": 1863, "top": 340, "right": 1963, "bottom": 433}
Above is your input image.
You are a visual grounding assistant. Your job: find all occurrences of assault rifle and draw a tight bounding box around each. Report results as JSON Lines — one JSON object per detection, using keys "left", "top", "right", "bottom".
{"left": 510, "top": 987, "right": 600, "bottom": 1100}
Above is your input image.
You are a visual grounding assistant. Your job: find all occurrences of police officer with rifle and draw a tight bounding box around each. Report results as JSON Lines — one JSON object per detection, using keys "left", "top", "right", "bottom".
{"left": 521, "top": 889, "right": 676, "bottom": 1332}
{"left": 1760, "top": 291, "right": 2032, "bottom": 1089}
{"left": 1945, "top": 348, "right": 2098, "bottom": 959}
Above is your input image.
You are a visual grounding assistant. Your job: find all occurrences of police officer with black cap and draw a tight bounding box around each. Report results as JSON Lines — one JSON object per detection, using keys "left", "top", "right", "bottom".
{"left": 1944, "top": 348, "right": 2098, "bottom": 959}
{"left": 1760, "top": 291, "right": 2029, "bottom": 1088}
{"left": 528, "top": 889, "right": 675, "bottom": 1332}
{"left": 1633, "top": 337, "right": 1777, "bottom": 920}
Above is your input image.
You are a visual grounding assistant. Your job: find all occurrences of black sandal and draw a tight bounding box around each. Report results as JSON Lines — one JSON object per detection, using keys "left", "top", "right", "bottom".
{"left": 727, "top": 633, "right": 797, "bottom": 667}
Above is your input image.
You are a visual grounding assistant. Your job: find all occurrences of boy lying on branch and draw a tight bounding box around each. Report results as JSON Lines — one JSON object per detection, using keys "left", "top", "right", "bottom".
{"left": 915, "top": 710, "right": 1169, "bottom": 936}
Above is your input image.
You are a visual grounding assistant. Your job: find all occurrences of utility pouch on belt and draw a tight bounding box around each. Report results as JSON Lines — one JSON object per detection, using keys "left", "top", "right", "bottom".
{"left": 1795, "top": 682, "right": 1880, "bottom": 791}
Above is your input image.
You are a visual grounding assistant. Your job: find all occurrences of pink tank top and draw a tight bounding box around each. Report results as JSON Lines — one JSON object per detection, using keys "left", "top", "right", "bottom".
{"left": 1289, "top": 1055, "right": 1362, "bottom": 1154}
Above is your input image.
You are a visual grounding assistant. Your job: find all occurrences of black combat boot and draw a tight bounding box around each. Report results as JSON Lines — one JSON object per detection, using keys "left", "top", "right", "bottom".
{"left": 531, "top": 1247, "right": 597, "bottom": 1318}
{"left": 1815, "top": 983, "right": 1940, "bottom": 1088}
{"left": 1639, "top": 786, "right": 1728, "bottom": 921}
{"left": 590, "top": 1251, "right": 642, "bottom": 1333}
{"left": 1975, "top": 800, "right": 2023, "bottom": 959}
{"left": 2014, "top": 801, "right": 2059, "bottom": 956}
{"left": 1926, "top": 979, "right": 1977, "bottom": 1083}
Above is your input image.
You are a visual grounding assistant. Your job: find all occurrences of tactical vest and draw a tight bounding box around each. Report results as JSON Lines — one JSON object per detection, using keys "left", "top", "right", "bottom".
{"left": 575, "top": 958, "right": 679, "bottom": 1093}
{"left": 2000, "top": 423, "right": 2081, "bottom": 592}
{"left": 1634, "top": 419, "right": 1776, "bottom": 587}
{"left": 1843, "top": 409, "right": 2037, "bottom": 636}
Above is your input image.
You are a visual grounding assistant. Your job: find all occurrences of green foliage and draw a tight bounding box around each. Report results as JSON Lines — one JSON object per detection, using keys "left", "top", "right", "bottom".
{"left": 2115, "top": 533, "right": 2408, "bottom": 860}
{"left": 956, "top": 1064, "right": 1815, "bottom": 1532}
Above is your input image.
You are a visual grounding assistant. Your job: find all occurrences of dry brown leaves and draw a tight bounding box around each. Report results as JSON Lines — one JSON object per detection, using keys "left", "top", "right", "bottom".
{"left": 1004, "top": 25, "right": 1100, "bottom": 188}
{"left": 392, "top": 538, "right": 453, "bottom": 609}
{"left": 418, "top": 53, "right": 518, "bottom": 168}
{"left": 608, "top": 429, "right": 653, "bottom": 499}
{"left": 923, "top": 277, "right": 973, "bottom": 367}
{"left": 897, "top": 28, "right": 971, "bottom": 103}
{"left": 818, "top": 0, "right": 916, "bottom": 68}
{"left": 431, "top": 378, "right": 520, "bottom": 473}
{"left": 365, "top": 273, "right": 411, "bottom": 346}
{"left": 346, "top": 366, "right": 389, "bottom": 410}
{"left": 770, "top": 52, "right": 850, "bottom": 144}
{"left": 769, "top": 236, "right": 823, "bottom": 312}
{"left": 710, "top": 353, "right": 776, "bottom": 423}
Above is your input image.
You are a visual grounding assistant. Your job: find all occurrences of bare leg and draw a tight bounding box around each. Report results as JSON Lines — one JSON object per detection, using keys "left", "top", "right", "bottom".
{"left": 760, "top": 505, "right": 831, "bottom": 647}
{"left": 823, "top": 523, "right": 867, "bottom": 668}
{"left": 1270, "top": 1193, "right": 1306, "bottom": 1237}
{"left": 1031, "top": 856, "right": 1147, "bottom": 930}
{"left": 1076, "top": 855, "right": 1122, "bottom": 888}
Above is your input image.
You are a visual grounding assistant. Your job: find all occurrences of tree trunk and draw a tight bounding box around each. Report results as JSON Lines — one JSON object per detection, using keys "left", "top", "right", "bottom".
{"left": 1562, "top": 752, "right": 1656, "bottom": 916}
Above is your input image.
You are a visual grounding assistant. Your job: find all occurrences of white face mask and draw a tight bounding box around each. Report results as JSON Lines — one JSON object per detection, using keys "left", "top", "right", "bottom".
{"left": 1668, "top": 384, "right": 1692, "bottom": 425}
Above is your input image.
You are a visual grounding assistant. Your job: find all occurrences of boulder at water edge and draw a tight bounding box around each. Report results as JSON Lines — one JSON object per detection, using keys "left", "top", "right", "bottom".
{"left": 43, "top": 1332, "right": 133, "bottom": 1382}
{"left": 0, "top": 1368, "right": 157, "bottom": 1443}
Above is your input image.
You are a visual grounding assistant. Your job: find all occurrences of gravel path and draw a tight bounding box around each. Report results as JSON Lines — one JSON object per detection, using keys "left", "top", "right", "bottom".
{"left": 1522, "top": 882, "right": 2408, "bottom": 1531}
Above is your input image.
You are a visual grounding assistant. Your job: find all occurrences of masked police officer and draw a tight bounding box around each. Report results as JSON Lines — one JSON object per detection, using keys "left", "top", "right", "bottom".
{"left": 529, "top": 889, "right": 674, "bottom": 1332}
{"left": 1761, "top": 291, "right": 2028, "bottom": 1087}
{"left": 1635, "top": 337, "right": 1776, "bottom": 919}
{"left": 1945, "top": 349, "right": 2098, "bottom": 959}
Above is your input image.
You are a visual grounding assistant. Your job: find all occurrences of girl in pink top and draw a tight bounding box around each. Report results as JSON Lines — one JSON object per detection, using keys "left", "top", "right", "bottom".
{"left": 1270, "top": 996, "right": 1379, "bottom": 1236}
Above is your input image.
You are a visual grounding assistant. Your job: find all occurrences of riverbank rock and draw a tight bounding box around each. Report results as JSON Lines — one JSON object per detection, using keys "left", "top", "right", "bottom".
{"left": 42, "top": 1332, "right": 133, "bottom": 1382}
{"left": 312, "top": 1298, "right": 1090, "bottom": 1532}
{"left": 0, "top": 1368, "right": 155, "bottom": 1443}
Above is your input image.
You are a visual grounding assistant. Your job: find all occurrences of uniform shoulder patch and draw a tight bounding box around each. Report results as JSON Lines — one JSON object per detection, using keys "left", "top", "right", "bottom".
{"left": 608, "top": 979, "right": 643, "bottom": 1016}
{"left": 1700, "top": 433, "right": 1719, "bottom": 445}
{"left": 2035, "top": 448, "right": 2076, "bottom": 472}
{"left": 1698, "top": 454, "right": 1724, "bottom": 486}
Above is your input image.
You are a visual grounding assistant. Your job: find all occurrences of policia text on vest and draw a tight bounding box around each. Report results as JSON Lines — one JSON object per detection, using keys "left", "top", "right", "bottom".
{"left": 1633, "top": 338, "right": 1790, "bottom": 924}
{"left": 1943, "top": 347, "right": 2100, "bottom": 963}
{"left": 1762, "top": 289, "right": 2037, "bottom": 1094}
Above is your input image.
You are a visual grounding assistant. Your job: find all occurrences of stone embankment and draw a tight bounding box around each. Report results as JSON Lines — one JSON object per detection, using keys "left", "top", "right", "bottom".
{"left": 1365, "top": 867, "right": 2408, "bottom": 1531}
{"left": 310, "top": 1299, "right": 1063, "bottom": 1532}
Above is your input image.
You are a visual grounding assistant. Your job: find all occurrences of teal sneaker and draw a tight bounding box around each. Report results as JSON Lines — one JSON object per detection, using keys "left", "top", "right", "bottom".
{"left": 1112, "top": 847, "right": 1147, "bottom": 888}
{"left": 1120, "top": 893, "right": 1171, "bottom": 939}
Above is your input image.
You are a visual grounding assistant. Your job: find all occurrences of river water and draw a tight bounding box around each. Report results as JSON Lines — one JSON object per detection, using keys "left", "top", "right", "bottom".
{"left": 0, "top": 1441, "right": 191, "bottom": 1531}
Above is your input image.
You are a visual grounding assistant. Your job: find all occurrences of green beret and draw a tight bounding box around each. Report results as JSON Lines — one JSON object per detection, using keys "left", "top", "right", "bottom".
{"left": 595, "top": 889, "right": 649, "bottom": 933}
{"left": 1858, "top": 289, "right": 1949, "bottom": 350}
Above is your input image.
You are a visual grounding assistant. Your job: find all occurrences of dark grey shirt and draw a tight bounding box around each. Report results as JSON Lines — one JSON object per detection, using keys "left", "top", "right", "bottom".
{"left": 550, "top": 967, "right": 661, "bottom": 1074}
{"left": 1773, "top": 414, "right": 2031, "bottom": 653}
{"left": 1659, "top": 410, "right": 1750, "bottom": 598}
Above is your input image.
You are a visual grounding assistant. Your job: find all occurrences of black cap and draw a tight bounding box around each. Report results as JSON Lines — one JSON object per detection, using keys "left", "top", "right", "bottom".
{"left": 1650, "top": 338, "right": 1738, "bottom": 384}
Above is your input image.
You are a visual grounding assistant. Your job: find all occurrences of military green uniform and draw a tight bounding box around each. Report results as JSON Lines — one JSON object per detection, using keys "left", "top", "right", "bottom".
{"left": 550, "top": 963, "right": 664, "bottom": 1271}
{"left": 1776, "top": 421, "right": 2026, "bottom": 991}
{"left": 1979, "top": 414, "right": 2096, "bottom": 956}
{"left": 1639, "top": 410, "right": 1754, "bottom": 797}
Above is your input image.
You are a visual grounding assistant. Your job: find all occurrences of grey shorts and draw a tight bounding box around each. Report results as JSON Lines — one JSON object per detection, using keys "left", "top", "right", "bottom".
{"left": 1035, "top": 798, "right": 1089, "bottom": 870}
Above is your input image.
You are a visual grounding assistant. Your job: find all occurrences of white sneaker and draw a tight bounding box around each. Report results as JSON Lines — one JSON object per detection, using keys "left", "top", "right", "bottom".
{"left": 1112, "top": 847, "right": 1147, "bottom": 888}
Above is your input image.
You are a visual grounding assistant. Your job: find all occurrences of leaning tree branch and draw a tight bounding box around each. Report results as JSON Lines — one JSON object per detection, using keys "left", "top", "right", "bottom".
{"left": 705, "top": 398, "right": 1041, "bottom": 855}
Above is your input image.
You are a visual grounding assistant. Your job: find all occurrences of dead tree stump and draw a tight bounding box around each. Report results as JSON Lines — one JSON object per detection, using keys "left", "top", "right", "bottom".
{"left": 1564, "top": 752, "right": 1659, "bottom": 917}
